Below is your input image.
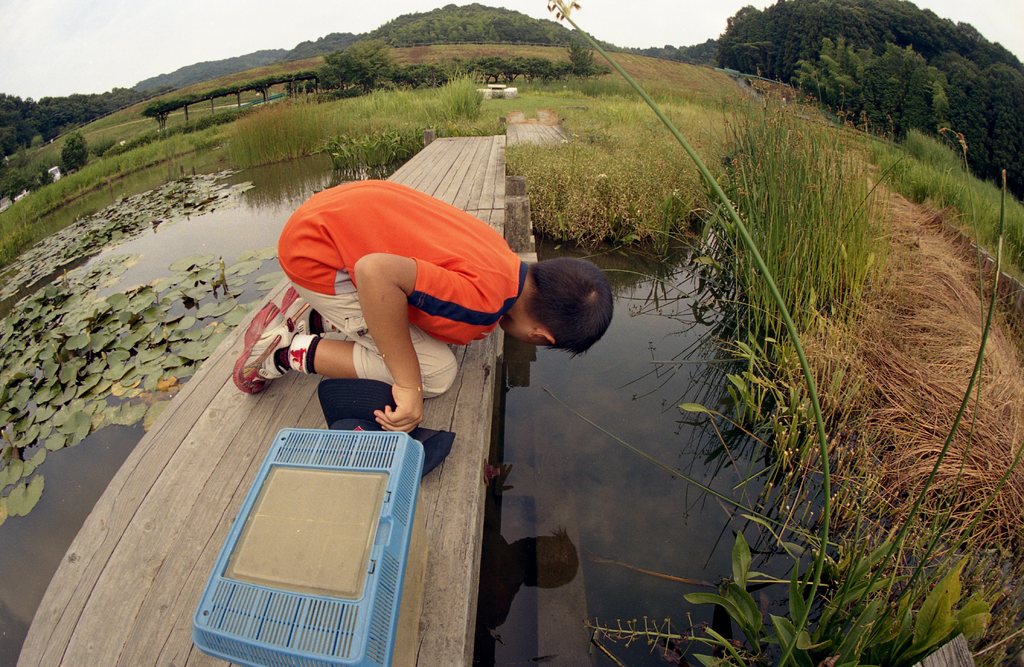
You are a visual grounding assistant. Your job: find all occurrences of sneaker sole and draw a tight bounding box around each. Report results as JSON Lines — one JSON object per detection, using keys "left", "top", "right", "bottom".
{"left": 232, "top": 301, "right": 280, "bottom": 394}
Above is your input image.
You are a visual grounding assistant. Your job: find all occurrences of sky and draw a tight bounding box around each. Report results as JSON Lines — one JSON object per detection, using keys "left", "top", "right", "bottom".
{"left": 1, "top": 0, "right": 1022, "bottom": 100}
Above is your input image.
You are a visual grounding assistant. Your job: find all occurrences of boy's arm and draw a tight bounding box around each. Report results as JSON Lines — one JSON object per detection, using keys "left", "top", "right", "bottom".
{"left": 352, "top": 253, "right": 423, "bottom": 431}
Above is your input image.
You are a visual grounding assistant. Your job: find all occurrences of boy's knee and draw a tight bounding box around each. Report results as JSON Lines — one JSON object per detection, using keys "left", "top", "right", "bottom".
{"left": 421, "top": 353, "right": 458, "bottom": 397}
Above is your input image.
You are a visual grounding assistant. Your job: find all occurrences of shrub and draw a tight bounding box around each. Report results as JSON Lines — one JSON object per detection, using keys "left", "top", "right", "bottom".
{"left": 60, "top": 132, "right": 88, "bottom": 172}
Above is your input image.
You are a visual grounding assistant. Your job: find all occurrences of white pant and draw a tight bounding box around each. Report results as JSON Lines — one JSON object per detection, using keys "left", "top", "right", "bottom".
{"left": 292, "top": 285, "right": 458, "bottom": 397}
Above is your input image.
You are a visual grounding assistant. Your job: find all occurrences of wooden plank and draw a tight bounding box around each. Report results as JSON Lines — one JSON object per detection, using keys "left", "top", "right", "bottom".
{"left": 452, "top": 138, "right": 494, "bottom": 213}
{"left": 18, "top": 281, "right": 288, "bottom": 666}
{"left": 159, "top": 390, "right": 329, "bottom": 667}
{"left": 407, "top": 138, "right": 466, "bottom": 197}
{"left": 117, "top": 380, "right": 323, "bottom": 665}
{"left": 434, "top": 137, "right": 487, "bottom": 204}
{"left": 468, "top": 136, "right": 504, "bottom": 220}
{"left": 59, "top": 352, "right": 320, "bottom": 663}
{"left": 22, "top": 136, "right": 508, "bottom": 667}
{"left": 391, "top": 138, "right": 457, "bottom": 192}
{"left": 461, "top": 138, "right": 497, "bottom": 216}
{"left": 915, "top": 635, "right": 975, "bottom": 667}
{"left": 414, "top": 338, "right": 499, "bottom": 665}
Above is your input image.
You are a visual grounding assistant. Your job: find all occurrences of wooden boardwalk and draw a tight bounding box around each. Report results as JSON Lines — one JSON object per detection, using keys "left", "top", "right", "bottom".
{"left": 506, "top": 122, "right": 569, "bottom": 146}
{"left": 20, "top": 135, "right": 525, "bottom": 666}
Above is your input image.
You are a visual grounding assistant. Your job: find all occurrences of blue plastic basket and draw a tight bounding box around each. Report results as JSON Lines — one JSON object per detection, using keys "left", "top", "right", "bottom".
{"left": 193, "top": 429, "right": 423, "bottom": 667}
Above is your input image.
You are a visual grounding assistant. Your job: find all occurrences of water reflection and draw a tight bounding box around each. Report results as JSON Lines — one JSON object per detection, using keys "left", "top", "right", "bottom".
{"left": 474, "top": 238, "right": 778, "bottom": 666}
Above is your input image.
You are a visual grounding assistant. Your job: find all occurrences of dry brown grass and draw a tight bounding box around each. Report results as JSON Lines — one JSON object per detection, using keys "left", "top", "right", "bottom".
{"left": 848, "top": 190, "right": 1024, "bottom": 544}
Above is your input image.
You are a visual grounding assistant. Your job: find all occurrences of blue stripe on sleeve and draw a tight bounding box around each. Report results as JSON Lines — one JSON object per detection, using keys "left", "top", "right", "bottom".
{"left": 408, "top": 261, "right": 527, "bottom": 326}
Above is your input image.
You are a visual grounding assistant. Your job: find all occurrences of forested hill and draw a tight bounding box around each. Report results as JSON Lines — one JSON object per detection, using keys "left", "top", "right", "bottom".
{"left": 134, "top": 50, "right": 289, "bottom": 93}
{"left": 717, "top": 0, "right": 1024, "bottom": 198}
{"left": 136, "top": 4, "right": 573, "bottom": 93}
{"left": 717, "top": 0, "right": 1021, "bottom": 81}
{"left": 365, "top": 3, "right": 572, "bottom": 46}
{"left": 134, "top": 36, "right": 361, "bottom": 93}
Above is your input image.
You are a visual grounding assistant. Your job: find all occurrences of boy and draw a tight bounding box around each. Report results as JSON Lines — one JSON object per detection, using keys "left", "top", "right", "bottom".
{"left": 233, "top": 180, "right": 612, "bottom": 432}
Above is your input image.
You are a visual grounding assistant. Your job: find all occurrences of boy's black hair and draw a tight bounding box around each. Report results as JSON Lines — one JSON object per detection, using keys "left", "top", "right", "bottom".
{"left": 526, "top": 257, "right": 613, "bottom": 355}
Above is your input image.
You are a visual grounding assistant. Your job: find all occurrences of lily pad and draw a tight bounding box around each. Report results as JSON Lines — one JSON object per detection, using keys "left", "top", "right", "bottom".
{"left": 226, "top": 259, "right": 262, "bottom": 277}
{"left": 196, "top": 299, "right": 236, "bottom": 320}
{"left": 109, "top": 402, "right": 148, "bottom": 427}
{"left": 253, "top": 271, "right": 286, "bottom": 289}
{"left": 5, "top": 475, "right": 44, "bottom": 517}
{"left": 0, "top": 459, "right": 25, "bottom": 487}
{"left": 22, "top": 449, "right": 46, "bottom": 477}
{"left": 236, "top": 247, "right": 277, "bottom": 263}
{"left": 222, "top": 302, "right": 255, "bottom": 327}
{"left": 44, "top": 433, "right": 68, "bottom": 451}
{"left": 144, "top": 400, "right": 171, "bottom": 431}
{"left": 169, "top": 254, "right": 217, "bottom": 272}
{"left": 60, "top": 411, "right": 93, "bottom": 444}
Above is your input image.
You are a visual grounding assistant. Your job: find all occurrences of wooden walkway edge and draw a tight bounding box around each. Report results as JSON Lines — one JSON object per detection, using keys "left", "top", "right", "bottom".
{"left": 20, "top": 135, "right": 521, "bottom": 666}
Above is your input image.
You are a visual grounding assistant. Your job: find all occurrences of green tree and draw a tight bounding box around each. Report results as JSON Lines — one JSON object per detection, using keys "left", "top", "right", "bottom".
{"left": 861, "top": 44, "right": 943, "bottom": 138}
{"left": 60, "top": 131, "right": 88, "bottom": 172}
{"left": 568, "top": 40, "right": 596, "bottom": 76}
{"left": 983, "top": 64, "right": 1024, "bottom": 196}
{"left": 319, "top": 40, "right": 395, "bottom": 93}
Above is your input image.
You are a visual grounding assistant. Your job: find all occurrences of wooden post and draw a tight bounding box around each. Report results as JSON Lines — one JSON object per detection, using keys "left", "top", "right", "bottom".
{"left": 915, "top": 635, "right": 975, "bottom": 667}
{"left": 505, "top": 176, "right": 534, "bottom": 255}
{"left": 423, "top": 129, "right": 436, "bottom": 146}
{"left": 506, "top": 175, "right": 527, "bottom": 197}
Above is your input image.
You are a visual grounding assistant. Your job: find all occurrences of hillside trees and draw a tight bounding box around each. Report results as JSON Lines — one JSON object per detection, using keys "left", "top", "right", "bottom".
{"left": 367, "top": 3, "right": 571, "bottom": 46}
{"left": 319, "top": 40, "right": 395, "bottom": 93}
{"left": 568, "top": 41, "right": 597, "bottom": 76}
{"left": 0, "top": 88, "right": 146, "bottom": 158}
{"left": 60, "top": 132, "right": 88, "bottom": 172}
{"left": 724, "top": 0, "right": 1024, "bottom": 197}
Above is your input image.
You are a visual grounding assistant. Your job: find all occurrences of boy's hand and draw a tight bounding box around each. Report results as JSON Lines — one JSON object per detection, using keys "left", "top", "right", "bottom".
{"left": 375, "top": 384, "right": 423, "bottom": 432}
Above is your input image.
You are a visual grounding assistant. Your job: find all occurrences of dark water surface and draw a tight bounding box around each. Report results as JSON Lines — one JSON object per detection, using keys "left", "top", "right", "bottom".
{"left": 474, "top": 243, "right": 778, "bottom": 666}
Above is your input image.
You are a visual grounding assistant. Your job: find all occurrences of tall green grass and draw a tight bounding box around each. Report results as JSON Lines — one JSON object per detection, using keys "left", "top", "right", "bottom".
{"left": 721, "top": 110, "right": 883, "bottom": 338}
{"left": 226, "top": 78, "right": 495, "bottom": 169}
{"left": 871, "top": 130, "right": 1024, "bottom": 280}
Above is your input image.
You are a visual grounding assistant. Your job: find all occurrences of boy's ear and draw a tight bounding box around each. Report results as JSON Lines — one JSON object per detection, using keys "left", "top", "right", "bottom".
{"left": 532, "top": 326, "right": 556, "bottom": 346}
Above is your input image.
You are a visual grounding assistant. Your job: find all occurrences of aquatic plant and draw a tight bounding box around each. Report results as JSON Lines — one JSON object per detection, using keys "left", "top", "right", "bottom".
{"left": 324, "top": 129, "right": 423, "bottom": 176}
{"left": 0, "top": 176, "right": 285, "bottom": 525}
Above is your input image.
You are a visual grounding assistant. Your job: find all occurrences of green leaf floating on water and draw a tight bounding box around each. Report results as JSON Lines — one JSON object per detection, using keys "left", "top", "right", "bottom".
{"left": 66, "top": 333, "right": 90, "bottom": 351}
{"left": 169, "top": 254, "right": 217, "bottom": 272}
{"left": 0, "top": 459, "right": 25, "bottom": 487}
{"left": 22, "top": 449, "right": 46, "bottom": 477}
{"left": 254, "top": 271, "right": 286, "bottom": 289}
{"left": 44, "top": 433, "right": 68, "bottom": 451}
{"left": 236, "top": 247, "right": 277, "bottom": 263}
{"left": 5, "top": 475, "right": 45, "bottom": 517}
{"left": 223, "top": 302, "right": 255, "bottom": 327}
{"left": 106, "top": 292, "right": 130, "bottom": 310}
{"left": 60, "top": 411, "right": 93, "bottom": 444}
{"left": 196, "top": 299, "right": 236, "bottom": 319}
{"left": 107, "top": 402, "right": 149, "bottom": 427}
{"left": 144, "top": 401, "right": 171, "bottom": 431}
{"left": 226, "top": 259, "right": 262, "bottom": 277}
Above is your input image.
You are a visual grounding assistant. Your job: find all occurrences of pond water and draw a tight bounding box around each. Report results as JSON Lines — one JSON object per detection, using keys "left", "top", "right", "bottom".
{"left": 1, "top": 151, "right": 785, "bottom": 666}
{"left": 474, "top": 242, "right": 786, "bottom": 665}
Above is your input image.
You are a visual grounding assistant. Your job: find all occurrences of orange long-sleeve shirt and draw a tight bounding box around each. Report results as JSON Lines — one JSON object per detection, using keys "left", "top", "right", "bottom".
{"left": 278, "top": 180, "right": 525, "bottom": 345}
